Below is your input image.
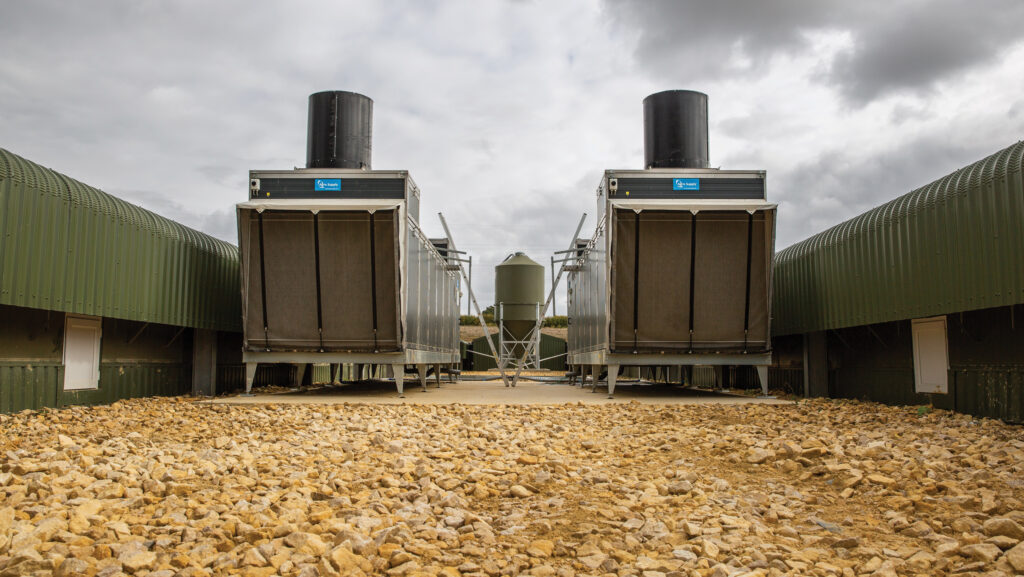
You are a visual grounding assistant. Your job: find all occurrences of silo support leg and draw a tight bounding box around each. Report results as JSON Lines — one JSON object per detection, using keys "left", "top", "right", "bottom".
{"left": 243, "top": 362, "right": 258, "bottom": 396}
{"left": 392, "top": 364, "right": 405, "bottom": 397}
{"left": 293, "top": 363, "right": 307, "bottom": 388}
{"left": 606, "top": 364, "right": 619, "bottom": 399}
{"left": 756, "top": 365, "right": 769, "bottom": 397}
{"left": 590, "top": 365, "right": 599, "bottom": 393}
{"left": 434, "top": 364, "right": 443, "bottom": 388}
{"left": 417, "top": 364, "right": 429, "bottom": 392}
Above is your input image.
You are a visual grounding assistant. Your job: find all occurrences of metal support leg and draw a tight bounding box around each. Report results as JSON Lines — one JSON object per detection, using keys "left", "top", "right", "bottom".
{"left": 590, "top": 365, "right": 598, "bottom": 393}
{"left": 756, "top": 365, "right": 769, "bottom": 397}
{"left": 434, "top": 364, "right": 442, "bottom": 388}
{"left": 607, "top": 364, "right": 619, "bottom": 399}
{"left": 354, "top": 363, "right": 363, "bottom": 382}
{"left": 330, "top": 363, "right": 339, "bottom": 385}
{"left": 714, "top": 366, "right": 725, "bottom": 390}
{"left": 243, "top": 362, "right": 258, "bottom": 396}
{"left": 417, "top": 364, "right": 428, "bottom": 392}
{"left": 293, "top": 363, "right": 307, "bottom": 388}
{"left": 393, "top": 363, "right": 405, "bottom": 398}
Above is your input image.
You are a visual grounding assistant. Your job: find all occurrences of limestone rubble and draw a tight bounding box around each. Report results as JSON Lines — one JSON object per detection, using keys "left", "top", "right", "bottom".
{"left": 1, "top": 396, "right": 1023, "bottom": 577}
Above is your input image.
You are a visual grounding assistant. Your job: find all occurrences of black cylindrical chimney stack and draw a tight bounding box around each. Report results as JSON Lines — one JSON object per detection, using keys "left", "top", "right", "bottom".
{"left": 306, "top": 91, "right": 373, "bottom": 169}
{"left": 643, "top": 90, "right": 708, "bottom": 169}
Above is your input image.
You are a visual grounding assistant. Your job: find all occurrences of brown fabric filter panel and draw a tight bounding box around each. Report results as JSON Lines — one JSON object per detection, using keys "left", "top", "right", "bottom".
{"left": 373, "top": 210, "right": 399, "bottom": 349}
{"left": 612, "top": 210, "right": 693, "bottom": 351}
{"left": 240, "top": 210, "right": 266, "bottom": 349}
{"left": 260, "top": 211, "right": 320, "bottom": 349}
{"left": 318, "top": 212, "right": 373, "bottom": 349}
{"left": 611, "top": 210, "right": 636, "bottom": 349}
{"left": 317, "top": 211, "right": 399, "bottom": 351}
{"left": 692, "top": 211, "right": 766, "bottom": 350}
{"left": 638, "top": 212, "right": 693, "bottom": 348}
{"left": 745, "top": 213, "right": 770, "bottom": 348}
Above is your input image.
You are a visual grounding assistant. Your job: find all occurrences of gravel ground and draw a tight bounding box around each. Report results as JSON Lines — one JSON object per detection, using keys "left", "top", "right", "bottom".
{"left": 2, "top": 397, "right": 1024, "bottom": 577}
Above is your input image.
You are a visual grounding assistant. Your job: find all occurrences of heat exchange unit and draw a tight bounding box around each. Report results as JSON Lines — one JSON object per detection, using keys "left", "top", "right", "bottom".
{"left": 238, "top": 91, "right": 460, "bottom": 396}
{"left": 566, "top": 90, "right": 777, "bottom": 396}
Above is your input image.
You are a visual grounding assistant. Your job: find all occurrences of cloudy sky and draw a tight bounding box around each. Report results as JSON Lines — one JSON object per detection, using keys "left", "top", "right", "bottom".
{"left": 2, "top": 0, "right": 1023, "bottom": 311}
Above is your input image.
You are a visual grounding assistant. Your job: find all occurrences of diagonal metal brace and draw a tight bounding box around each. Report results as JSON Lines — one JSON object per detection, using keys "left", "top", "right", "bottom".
{"left": 437, "top": 213, "right": 512, "bottom": 388}
{"left": 508, "top": 213, "right": 587, "bottom": 388}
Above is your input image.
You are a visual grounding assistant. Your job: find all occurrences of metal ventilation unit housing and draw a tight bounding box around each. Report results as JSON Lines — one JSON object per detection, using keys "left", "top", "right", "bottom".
{"left": 237, "top": 91, "right": 460, "bottom": 396}
{"left": 566, "top": 90, "right": 777, "bottom": 396}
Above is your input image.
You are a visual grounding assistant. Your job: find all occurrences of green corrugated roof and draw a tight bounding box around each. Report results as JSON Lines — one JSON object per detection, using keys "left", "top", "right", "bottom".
{"left": 0, "top": 147, "right": 241, "bottom": 331}
{"left": 773, "top": 140, "right": 1024, "bottom": 336}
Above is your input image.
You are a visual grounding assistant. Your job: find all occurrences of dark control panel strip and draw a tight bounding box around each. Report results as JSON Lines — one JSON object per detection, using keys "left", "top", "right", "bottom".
{"left": 610, "top": 177, "right": 764, "bottom": 199}
{"left": 251, "top": 177, "right": 406, "bottom": 199}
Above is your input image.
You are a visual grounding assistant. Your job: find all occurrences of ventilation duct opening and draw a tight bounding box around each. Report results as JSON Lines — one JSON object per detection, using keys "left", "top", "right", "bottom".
{"left": 643, "top": 90, "right": 708, "bottom": 169}
{"left": 306, "top": 91, "right": 373, "bottom": 169}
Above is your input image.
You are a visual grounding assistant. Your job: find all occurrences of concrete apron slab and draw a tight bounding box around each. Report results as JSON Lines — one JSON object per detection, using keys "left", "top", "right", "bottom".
{"left": 208, "top": 380, "right": 792, "bottom": 406}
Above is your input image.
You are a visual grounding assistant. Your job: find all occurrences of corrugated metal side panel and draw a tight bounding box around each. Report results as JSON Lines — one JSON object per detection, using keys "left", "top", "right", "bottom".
{"left": 539, "top": 334, "right": 567, "bottom": 371}
{"left": 953, "top": 368, "right": 1024, "bottom": 424}
{"left": 57, "top": 364, "right": 189, "bottom": 407}
{"left": 567, "top": 214, "right": 608, "bottom": 357}
{"left": 1, "top": 363, "right": 187, "bottom": 413}
{"left": 810, "top": 312, "right": 1023, "bottom": 423}
{"left": 469, "top": 335, "right": 498, "bottom": 371}
{"left": 0, "top": 157, "right": 71, "bottom": 311}
{"left": 311, "top": 364, "right": 332, "bottom": 384}
{"left": 0, "top": 147, "right": 241, "bottom": 331}
{"left": 767, "top": 367, "right": 803, "bottom": 395}
{"left": 0, "top": 363, "right": 61, "bottom": 413}
{"left": 404, "top": 216, "right": 461, "bottom": 355}
{"left": 773, "top": 141, "right": 1024, "bottom": 336}
{"left": 309, "top": 364, "right": 360, "bottom": 384}
{"left": 832, "top": 367, "right": 930, "bottom": 406}
{"left": 217, "top": 364, "right": 296, "bottom": 391}
{"left": 1, "top": 360, "right": 316, "bottom": 413}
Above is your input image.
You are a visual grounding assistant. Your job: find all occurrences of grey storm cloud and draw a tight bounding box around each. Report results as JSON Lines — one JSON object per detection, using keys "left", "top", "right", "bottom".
{"left": 603, "top": 0, "right": 1024, "bottom": 105}
{"left": 2, "top": 0, "right": 1023, "bottom": 311}
{"left": 772, "top": 137, "right": 985, "bottom": 243}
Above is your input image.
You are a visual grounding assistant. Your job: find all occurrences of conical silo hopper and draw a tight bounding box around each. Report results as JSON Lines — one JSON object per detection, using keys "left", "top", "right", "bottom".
{"left": 494, "top": 252, "right": 545, "bottom": 367}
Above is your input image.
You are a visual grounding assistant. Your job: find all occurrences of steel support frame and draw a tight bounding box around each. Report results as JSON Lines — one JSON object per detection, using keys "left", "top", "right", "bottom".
{"left": 505, "top": 214, "right": 589, "bottom": 387}
{"left": 242, "top": 349, "right": 457, "bottom": 398}
{"left": 437, "top": 213, "right": 512, "bottom": 387}
{"left": 567, "top": 351, "right": 772, "bottom": 398}
{"left": 498, "top": 302, "right": 541, "bottom": 370}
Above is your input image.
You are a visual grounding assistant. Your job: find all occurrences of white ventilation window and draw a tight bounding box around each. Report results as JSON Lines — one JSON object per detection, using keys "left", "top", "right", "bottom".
{"left": 63, "top": 315, "right": 101, "bottom": 391}
{"left": 912, "top": 316, "right": 949, "bottom": 394}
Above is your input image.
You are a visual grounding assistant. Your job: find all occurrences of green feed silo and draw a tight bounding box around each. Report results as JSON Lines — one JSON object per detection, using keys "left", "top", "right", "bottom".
{"left": 495, "top": 252, "right": 546, "bottom": 366}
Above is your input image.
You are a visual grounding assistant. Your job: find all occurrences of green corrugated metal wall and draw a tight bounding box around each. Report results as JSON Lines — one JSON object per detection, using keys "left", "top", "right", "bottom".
{"left": 773, "top": 141, "right": 1024, "bottom": 336}
{"left": 219, "top": 364, "right": 297, "bottom": 390}
{"left": 820, "top": 308, "right": 1024, "bottom": 423}
{"left": 0, "top": 363, "right": 61, "bottom": 413}
{"left": 0, "top": 363, "right": 189, "bottom": 413}
{"left": 0, "top": 147, "right": 241, "bottom": 331}
{"left": 469, "top": 332, "right": 567, "bottom": 371}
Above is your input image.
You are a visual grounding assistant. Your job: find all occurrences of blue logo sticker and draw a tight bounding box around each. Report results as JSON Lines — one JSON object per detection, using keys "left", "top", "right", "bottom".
{"left": 314, "top": 179, "right": 342, "bottom": 191}
{"left": 673, "top": 178, "right": 700, "bottom": 191}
